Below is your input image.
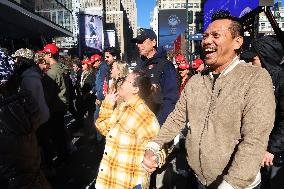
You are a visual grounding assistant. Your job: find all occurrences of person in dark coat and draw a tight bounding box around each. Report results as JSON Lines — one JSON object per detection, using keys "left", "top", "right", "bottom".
{"left": 132, "top": 28, "right": 179, "bottom": 189}
{"left": 0, "top": 48, "right": 51, "bottom": 189}
{"left": 132, "top": 28, "right": 179, "bottom": 125}
{"left": 241, "top": 35, "right": 284, "bottom": 189}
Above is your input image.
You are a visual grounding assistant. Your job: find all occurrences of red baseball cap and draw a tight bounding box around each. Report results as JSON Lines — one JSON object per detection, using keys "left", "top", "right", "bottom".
{"left": 81, "top": 54, "right": 102, "bottom": 65}
{"left": 40, "top": 44, "right": 59, "bottom": 55}
{"left": 175, "top": 54, "right": 187, "bottom": 63}
{"left": 192, "top": 59, "right": 204, "bottom": 69}
{"left": 178, "top": 63, "right": 190, "bottom": 70}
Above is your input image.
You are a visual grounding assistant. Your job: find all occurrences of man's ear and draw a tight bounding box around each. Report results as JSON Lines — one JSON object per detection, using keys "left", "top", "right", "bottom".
{"left": 152, "top": 39, "right": 157, "bottom": 47}
{"left": 233, "top": 36, "right": 243, "bottom": 51}
{"left": 47, "top": 53, "right": 52, "bottom": 58}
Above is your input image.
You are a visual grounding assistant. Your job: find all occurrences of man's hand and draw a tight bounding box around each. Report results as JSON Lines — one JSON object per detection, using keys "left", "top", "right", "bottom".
{"left": 141, "top": 149, "right": 158, "bottom": 173}
{"left": 261, "top": 151, "right": 274, "bottom": 167}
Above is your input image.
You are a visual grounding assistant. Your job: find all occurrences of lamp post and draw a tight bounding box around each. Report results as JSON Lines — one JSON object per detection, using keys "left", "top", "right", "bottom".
{"left": 185, "top": 0, "right": 189, "bottom": 62}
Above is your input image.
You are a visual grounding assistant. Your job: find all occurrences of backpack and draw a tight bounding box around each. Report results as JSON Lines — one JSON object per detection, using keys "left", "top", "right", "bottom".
{"left": 0, "top": 91, "right": 34, "bottom": 137}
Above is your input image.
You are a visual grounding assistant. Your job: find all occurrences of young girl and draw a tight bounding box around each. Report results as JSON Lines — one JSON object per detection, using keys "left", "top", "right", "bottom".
{"left": 95, "top": 71, "right": 160, "bottom": 189}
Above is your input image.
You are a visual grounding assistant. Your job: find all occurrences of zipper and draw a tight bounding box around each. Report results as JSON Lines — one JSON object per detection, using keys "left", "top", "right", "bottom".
{"left": 198, "top": 78, "right": 218, "bottom": 185}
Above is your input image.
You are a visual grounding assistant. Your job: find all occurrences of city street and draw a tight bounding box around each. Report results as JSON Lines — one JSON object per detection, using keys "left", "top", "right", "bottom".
{"left": 47, "top": 113, "right": 105, "bottom": 189}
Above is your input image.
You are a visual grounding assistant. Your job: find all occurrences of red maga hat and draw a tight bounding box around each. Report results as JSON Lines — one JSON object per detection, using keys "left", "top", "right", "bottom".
{"left": 175, "top": 54, "right": 187, "bottom": 62}
{"left": 178, "top": 63, "right": 190, "bottom": 70}
{"left": 192, "top": 59, "right": 204, "bottom": 69}
{"left": 39, "top": 44, "right": 59, "bottom": 55}
{"left": 81, "top": 54, "right": 102, "bottom": 65}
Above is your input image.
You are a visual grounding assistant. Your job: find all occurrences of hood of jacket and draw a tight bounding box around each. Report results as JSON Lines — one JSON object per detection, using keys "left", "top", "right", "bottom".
{"left": 251, "top": 35, "right": 284, "bottom": 76}
{"left": 21, "top": 66, "right": 42, "bottom": 79}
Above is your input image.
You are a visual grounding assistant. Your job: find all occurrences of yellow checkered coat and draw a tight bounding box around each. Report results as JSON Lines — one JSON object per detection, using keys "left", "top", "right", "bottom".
{"left": 95, "top": 96, "right": 160, "bottom": 189}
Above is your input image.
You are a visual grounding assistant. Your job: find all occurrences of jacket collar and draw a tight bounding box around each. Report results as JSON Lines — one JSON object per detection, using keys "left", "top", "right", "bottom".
{"left": 209, "top": 55, "right": 245, "bottom": 79}
{"left": 120, "top": 96, "right": 143, "bottom": 109}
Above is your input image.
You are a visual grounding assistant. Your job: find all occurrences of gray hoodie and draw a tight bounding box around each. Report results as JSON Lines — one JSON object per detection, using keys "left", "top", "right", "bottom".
{"left": 21, "top": 66, "right": 50, "bottom": 127}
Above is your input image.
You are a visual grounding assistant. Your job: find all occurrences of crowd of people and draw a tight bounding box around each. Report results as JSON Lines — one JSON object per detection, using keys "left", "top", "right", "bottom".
{"left": 0, "top": 9, "right": 284, "bottom": 189}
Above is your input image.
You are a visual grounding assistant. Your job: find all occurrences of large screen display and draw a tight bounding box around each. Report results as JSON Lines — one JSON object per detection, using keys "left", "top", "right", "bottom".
{"left": 79, "top": 14, "right": 103, "bottom": 51}
{"left": 204, "top": 0, "right": 259, "bottom": 30}
{"left": 158, "top": 9, "right": 187, "bottom": 51}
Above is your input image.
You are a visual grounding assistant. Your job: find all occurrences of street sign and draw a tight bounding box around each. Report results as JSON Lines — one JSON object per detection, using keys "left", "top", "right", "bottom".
{"left": 189, "top": 33, "right": 203, "bottom": 40}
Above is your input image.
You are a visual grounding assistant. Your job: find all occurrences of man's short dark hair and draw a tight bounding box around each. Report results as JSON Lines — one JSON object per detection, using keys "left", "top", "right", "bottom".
{"left": 104, "top": 47, "right": 120, "bottom": 60}
{"left": 211, "top": 10, "right": 244, "bottom": 38}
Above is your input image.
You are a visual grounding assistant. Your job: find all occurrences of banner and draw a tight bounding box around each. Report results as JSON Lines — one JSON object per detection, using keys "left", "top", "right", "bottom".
{"left": 158, "top": 9, "right": 187, "bottom": 51}
{"left": 204, "top": 0, "right": 259, "bottom": 30}
{"left": 104, "top": 30, "right": 116, "bottom": 48}
{"left": 79, "top": 14, "right": 103, "bottom": 51}
{"left": 174, "top": 34, "right": 182, "bottom": 55}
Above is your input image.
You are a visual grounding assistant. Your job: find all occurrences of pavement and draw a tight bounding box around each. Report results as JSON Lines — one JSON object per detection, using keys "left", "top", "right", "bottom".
{"left": 44, "top": 112, "right": 284, "bottom": 189}
{"left": 45, "top": 112, "right": 105, "bottom": 189}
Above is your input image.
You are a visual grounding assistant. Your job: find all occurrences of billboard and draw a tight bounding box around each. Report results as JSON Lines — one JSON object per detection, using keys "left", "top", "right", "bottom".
{"left": 158, "top": 9, "right": 187, "bottom": 51}
{"left": 104, "top": 30, "right": 116, "bottom": 48}
{"left": 204, "top": 0, "right": 259, "bottom": 30}
{"left": 79, "top": 14, "right": 103, "bottom": 51}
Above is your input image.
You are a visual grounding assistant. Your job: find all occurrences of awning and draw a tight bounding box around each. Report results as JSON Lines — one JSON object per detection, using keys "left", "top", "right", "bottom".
{"left": 0, "top": 0, "right": 73, "bottom": 39}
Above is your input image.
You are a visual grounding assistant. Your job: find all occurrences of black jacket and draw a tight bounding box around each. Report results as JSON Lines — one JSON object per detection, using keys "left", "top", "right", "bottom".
{"left": 136, "top": 47, "right": 179, "bottom": 125}
{"left": 251, "top": 35, "right": 284, "bottom": 154}
{"left": 0, "top": 90, "right": 42, "bottom": 188}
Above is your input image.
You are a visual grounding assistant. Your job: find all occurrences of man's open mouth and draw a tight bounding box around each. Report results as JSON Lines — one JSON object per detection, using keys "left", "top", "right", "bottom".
{"left": 204, "top": 47, "right": 217, "bottom": 58}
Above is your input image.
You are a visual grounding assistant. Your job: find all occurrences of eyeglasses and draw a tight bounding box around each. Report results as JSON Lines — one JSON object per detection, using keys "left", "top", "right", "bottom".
{"left": 117, "top": 75, "right": 134, "bottom": 85}
{"left": 116, "top": 76, "right": 127, "bottom": 83}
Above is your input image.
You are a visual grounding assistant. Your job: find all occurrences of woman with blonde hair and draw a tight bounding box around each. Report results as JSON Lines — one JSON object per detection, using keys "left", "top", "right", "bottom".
{"left": 108, "top": 60, "right": 129, "bottom": 106}
{"left": 109, "top": 60, "right": 129, "bottom": 93}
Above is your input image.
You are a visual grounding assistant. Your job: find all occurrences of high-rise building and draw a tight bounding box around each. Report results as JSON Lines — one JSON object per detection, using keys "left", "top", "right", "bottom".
{"left": 0, "top": 0, "right": 72, "bottom": 50}
{"left": 35, "top": 0, "right": 75, "bottom": 48}
{"left": 80, "top": 0, "right": 137, "bottom": 60}
{"left": 258, "top": 2, "right": 284, "bottom": 35}
{"left": 121, "top": 0, "right": 138, "bottom": 36}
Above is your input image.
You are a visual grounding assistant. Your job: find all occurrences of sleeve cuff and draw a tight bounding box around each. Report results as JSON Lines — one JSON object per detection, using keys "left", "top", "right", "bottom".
{"left": 101, "top": 100, "right": 115, "bottom": 109}
{"left": 145, "top": 141, "right": 161, "bottom": 154}
{"left": 218, "top": 180, "right": 235, "bottom": 189}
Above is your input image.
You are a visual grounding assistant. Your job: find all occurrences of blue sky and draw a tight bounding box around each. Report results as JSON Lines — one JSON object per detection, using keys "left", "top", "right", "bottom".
{"left": 136, "top": 0, "right": 155, "bottom": 28}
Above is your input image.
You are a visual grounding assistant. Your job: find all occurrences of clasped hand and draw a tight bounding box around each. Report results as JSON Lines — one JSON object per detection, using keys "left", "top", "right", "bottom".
{"left": 141, "top": 149, "right": 158, "bottom": 173}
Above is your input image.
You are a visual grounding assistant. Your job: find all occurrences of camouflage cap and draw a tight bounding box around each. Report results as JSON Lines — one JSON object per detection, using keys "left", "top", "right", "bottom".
{"left": 11, "top": 48, "right": 35, "bottom": 60}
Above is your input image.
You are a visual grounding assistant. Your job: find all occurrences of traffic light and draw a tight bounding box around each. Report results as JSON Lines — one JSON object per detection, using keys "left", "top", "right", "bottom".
{"left": 188, "top": 10, "right": 193, "bottom": 24}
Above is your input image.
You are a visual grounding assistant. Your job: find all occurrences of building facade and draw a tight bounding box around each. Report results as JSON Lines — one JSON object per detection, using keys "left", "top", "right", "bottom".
{"left": 258, "top": 2, "right": 284, "bottom": 35}
{"left": 79, "top": 0, "right": 137, "bottom": 60}
{"left": 0, "top": 0, "right": 72, "bottom": 51}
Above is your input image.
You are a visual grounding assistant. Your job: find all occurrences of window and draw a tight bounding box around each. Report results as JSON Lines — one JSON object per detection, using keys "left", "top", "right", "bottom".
{"left": 174, "top": 3, "right": 181, "bottom": 8}
{"left": 194, "top": 3, "right": 199, "bottom": 8}
{"left": 52, "top": 11, "right": 57, "bottom": 22}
